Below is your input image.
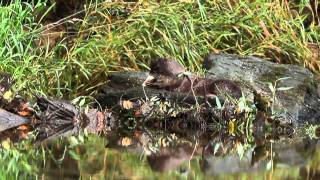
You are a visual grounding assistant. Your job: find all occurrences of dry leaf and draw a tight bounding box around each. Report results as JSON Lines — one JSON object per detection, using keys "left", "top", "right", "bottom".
{"left": 134, "top": 110, "right": 142, "bottom": 117}
{"left": 121, "top": 100, "right": 134, "bottom": 109}
{"left": 228, "top": 119, "right": 236, "bottom": 135}
{"left": 17, "top": 125, "right": 29, "bottom": 131}
{"left": 235, "top": 107, "right": 241, "bottom": 114}
{"left": 18, "top": 110, "right": 31, "bottom": 117}
{"left": 121, "top": 137, "right": 132, "bottom": 147}
{"left": 259, "top": 20, "right": 270, "bottom": 38}
{"left": 134, "top": 131, "right": 143, "bottom": 138}
{"left": 18, "top": 131, "right": 29, "bottom": 139}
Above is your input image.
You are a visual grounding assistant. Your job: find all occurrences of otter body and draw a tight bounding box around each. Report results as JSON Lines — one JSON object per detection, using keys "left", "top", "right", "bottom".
{"left": 143, "top": 58, "right": 242, "bottom": 99}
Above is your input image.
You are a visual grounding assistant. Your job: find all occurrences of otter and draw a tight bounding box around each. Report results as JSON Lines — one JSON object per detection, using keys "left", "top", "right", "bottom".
{"left": 142, "top": 58, "right": 242, "bottom": 99}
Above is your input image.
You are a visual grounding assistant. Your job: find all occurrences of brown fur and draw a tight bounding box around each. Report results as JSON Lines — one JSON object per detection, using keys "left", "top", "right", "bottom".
{"left": 145, "top": 58, "right": 242, "bottom": 99}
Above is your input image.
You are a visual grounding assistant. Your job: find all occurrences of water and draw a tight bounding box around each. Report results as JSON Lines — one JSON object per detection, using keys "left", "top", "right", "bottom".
{"left": 37, "top": 128, "right": 320, "bottom": 180}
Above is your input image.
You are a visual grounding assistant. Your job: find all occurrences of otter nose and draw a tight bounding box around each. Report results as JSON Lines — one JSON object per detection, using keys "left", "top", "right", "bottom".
{"left": 142, "top": 74, "right": 156, "bottom": 87}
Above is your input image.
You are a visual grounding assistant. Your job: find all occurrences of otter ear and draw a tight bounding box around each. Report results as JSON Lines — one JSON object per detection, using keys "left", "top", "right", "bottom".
{"left": 149, "top": 59, "right": 160, "bottom": 73}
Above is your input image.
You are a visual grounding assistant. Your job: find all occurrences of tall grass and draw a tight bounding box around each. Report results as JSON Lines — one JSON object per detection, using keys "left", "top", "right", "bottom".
{"left": 0, "top": 0, "right": 319, "bottom": 98}
{"left": 0, "top": 0, "right": 47, "bottom": 96}
{"left": 57, "top": 0, "right": 319, "bottom": 96}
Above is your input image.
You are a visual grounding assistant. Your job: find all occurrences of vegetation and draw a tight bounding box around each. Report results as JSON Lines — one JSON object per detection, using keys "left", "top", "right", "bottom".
{"left": 0, "top": 134, "right": 40, "bottom": 178}
{"left": 0, "top": 0, "right": 319, "bottom": 178}
{"left": 0, "top": 0, "right": 319, "bottom": 99}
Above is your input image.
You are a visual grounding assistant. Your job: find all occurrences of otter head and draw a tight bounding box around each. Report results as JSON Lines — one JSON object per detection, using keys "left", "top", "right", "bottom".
{"left": 143, "top": 58, "right": 186, "bottom": 90}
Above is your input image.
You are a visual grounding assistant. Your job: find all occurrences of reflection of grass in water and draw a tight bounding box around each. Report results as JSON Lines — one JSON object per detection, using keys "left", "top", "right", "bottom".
{"left": 1, "top": 132, "right": 319, "bottom": 179}
{"left": 308, "top": 146, "right": 320, "bottom": 176}
{"left": 100, "top": 149, "right": 303, "bottom": 180}
{"left": 0, "top": 134, "right": 42, "bottom": 179}
{"left": 213, "top": 166, "right": 300, "bottom": 180}
{"left": 63, "top": 134, "right": 205, "bottom": 179}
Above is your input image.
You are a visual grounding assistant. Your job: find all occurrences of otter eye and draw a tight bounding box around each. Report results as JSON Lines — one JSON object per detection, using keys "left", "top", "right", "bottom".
{"left": 158, "top": 79, "right": 164, "bottom": 83}
{"left": 154, "top": 78, "right": 162, "bottom": 83}
{"left": 151, "top": 70, "right": 158, "bottom": 74}
{"left": 150, "top": 78, "right": 158, "bottom": 83}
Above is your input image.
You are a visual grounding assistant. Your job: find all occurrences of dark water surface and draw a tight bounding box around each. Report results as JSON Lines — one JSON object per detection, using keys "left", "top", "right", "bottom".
{"left": 38, "top": 128, "right": 320, "bottom": 180}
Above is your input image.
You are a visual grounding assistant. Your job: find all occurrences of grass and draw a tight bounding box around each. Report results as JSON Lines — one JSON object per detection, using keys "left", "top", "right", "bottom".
{"left": 0, "top": 0, "right": 319, "bottom": 99}
{"left": 0, "top": 1, "right": 45, "bottom": 95}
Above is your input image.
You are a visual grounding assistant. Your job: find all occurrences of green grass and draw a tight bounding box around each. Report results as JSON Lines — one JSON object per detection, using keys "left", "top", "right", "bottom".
{"left": 1, "top": 0, "right": 319, "bottom": 99}
{"left": 0, "top": 1, "right": 45, "bottom": 95}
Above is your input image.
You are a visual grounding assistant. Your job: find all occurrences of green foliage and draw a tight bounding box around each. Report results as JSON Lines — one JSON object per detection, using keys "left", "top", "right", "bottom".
{"left": 0, "top": 134, "right": 40, "bottom": 179}
{"left": 1, "top": 0, "right": 319, "bottom": 98}
{"left": 0, "top": 0, "right": 46, "bottom": 96}
{"left": 57, "top": 0, "right": 318, "bottom": 96}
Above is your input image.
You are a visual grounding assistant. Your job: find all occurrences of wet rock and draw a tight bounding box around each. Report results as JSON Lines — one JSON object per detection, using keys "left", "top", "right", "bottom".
{"left": 97, "top": 53, "right": 320, "bottom": 125}
{"left": 203, "top": 53, "right": 320, "bottom": 125}
{"left": 0, "top": 108, "right": 30, "bottom": 132}
{"left": 95, "top": 71, "right": 216, "bottom": 109}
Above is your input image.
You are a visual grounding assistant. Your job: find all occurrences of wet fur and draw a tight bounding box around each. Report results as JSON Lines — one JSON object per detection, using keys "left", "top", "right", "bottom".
{"left": 146, "top": 58, "right": 242, "bottom": 99}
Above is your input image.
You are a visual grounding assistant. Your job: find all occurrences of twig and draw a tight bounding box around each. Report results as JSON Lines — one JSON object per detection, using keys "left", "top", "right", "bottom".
{"left": 142, "top": 85, "right": 149, "bottom": 101}
{"left": 188, "top": 140, "right": 198, "bottom": 169}
{"left": 184, "top": 73, "right": 199, "bottom": 108}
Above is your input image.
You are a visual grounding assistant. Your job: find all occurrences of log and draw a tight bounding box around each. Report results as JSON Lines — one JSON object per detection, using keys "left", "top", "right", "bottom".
{"left": 0, "top": 108, "right": 30, "bottom": 132}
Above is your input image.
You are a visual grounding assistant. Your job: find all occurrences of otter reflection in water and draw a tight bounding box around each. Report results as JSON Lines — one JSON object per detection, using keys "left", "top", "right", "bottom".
{"left": 142, "top": 58, "right": 242, "bottom": 100}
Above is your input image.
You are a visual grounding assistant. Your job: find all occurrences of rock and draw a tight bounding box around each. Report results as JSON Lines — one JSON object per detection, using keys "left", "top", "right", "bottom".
{"left": 203, "top": 53, "right": 320, "bottom": 125}
{"left": 95, "top": 71, "right": 215, "bottom": 109}
{"left": 96, "top": 53, "right": 320, "bottom": 125}
{"left": 0, "top": 108, "right": 30, "bottom": 132}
